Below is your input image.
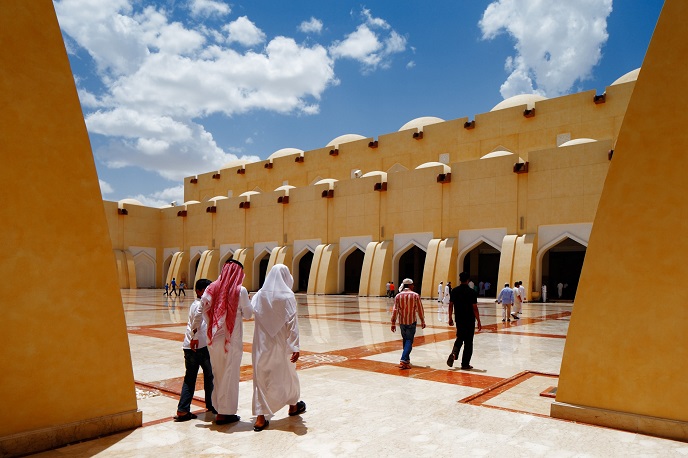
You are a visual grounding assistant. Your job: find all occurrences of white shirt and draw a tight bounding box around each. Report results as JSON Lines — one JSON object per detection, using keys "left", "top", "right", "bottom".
{"left": 183, "top": 298, "right": 208, "bottom": 349}
{"left": 519, "top": 285, "right": 526, "bottom": 302}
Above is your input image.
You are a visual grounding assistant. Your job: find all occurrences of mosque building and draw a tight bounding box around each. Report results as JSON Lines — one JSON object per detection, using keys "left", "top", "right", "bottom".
{"left": 108, "top": 69, "right": 639, "bottom": 299}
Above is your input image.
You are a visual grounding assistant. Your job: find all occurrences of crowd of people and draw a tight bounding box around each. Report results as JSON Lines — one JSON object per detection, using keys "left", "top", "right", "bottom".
{"left": 172, "top": 264, "right": 534, "bottom": 429}
{"left": 174, "top": 261, "right": 305, "bottom": 432}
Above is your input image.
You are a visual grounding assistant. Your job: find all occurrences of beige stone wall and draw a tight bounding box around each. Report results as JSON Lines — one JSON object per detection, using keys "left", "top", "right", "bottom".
{"left": 1, "top": 2, "right": 139, "bottom": 454}
{"left": 553, "top": 0, "right": 688, "bottom": 440}
{"left": 110, "top": 64, "right": 636, "bottom": 296}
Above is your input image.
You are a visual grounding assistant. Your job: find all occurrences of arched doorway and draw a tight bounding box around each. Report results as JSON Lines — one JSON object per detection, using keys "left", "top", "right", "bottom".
{"left": 462, "top": 242, "right": 500, "bottom": 298}
{"left": 134, "top": 252, "right": 155, "bottom": 288}
{"left": 189, "top": 254, "right": 201, "bottom": 287}
{"left": 541, "top": 238, "right": 587, "bottom": 300}
{"left": 398, "top": 245, "right": 426, "bottom": 293}
{"left": 258, "top": 253, "right": 270, "bottom": 289}
{"left": 297, "top": 251, "right": 314, "bottom": 292}
{"left": 343, "top": 248, "right": 364, "bottom": 293}
{"left": 162, "top": 255, "right": 173, "bottom": 287}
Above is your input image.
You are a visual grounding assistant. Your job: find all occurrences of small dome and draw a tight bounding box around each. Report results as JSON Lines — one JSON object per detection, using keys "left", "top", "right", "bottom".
{"left": 491, "top": 94, "right": 547, "bottom": 112}
{"left": 326, "top": 134, "right": 366, "bottom": 148}
{"left": 415, "top": 162, "right": 451, "bottom": 173}
{"left": 361, "top": 171, "right": 387, "bottom": 180}
{"left": 118, "top": 198, "right": 143, "bottom": 209}
{"left": 398, "top": 117, "right": 445, "bottom": 132}
{"left": 611, "top": 68, "right": 640, "bottom": 86}
{"left": 314, "top": 178, "right": 337, "bottom": 189}
{"left": 221, "top": 159, "right": 250, "bottom": 169}
{"left": 268, "top": 148, "right": 303, "bottom": 160}
{"left": 559, "top": 138, "right": 597, "bottom": 147}
{"left": 480, "top": 150, "right": 513, "bottom": 159}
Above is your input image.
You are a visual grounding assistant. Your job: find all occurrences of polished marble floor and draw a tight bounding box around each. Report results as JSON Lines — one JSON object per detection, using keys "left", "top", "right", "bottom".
{"left": 34, "top": 291, "right": 688, "bottom": 457}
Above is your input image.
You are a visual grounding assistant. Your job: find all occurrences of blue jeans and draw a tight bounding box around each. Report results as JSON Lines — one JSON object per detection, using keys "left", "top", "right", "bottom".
{"left": 178, "top": 347, "right": 214, "bottom": 413}
{"left": 400, "top": 323, "right": 417, "bottom": 363}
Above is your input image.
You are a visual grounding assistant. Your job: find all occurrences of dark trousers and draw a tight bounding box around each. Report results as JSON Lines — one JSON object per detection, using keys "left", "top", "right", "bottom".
{"left": 178, "top": 347, "right": 214, "bottom": 413}
{"left": 451, "top": 322, "right": 476, "bottom": 366}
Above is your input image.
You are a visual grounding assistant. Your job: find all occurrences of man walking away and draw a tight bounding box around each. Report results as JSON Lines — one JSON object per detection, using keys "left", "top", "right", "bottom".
{"left": 390, "top": 279, "right": 426, "bottom": 369}
{"left": 447, "top": 272, "right": 482, "bottom": 370}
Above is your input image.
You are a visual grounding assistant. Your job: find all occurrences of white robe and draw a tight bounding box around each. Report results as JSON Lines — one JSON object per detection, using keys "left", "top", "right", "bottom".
{"left": 251, "top": 264, "right": 301, "bottom": 416}
{"left": 443, "top": 285, "right": 451, "bottom": 305}
{"left": 252, "top": 313, "right": 300, "bottom": 416}
{"left": 203, "top": 287, "right": 252, "bottom": 416}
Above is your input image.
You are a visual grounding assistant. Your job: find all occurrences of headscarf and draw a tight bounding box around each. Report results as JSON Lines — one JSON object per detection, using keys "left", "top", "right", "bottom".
{"left": 204, "top": 261, "right": 245, "bottom": 351}
{"left": 251, "top": 264, "right": 296, "bottom": 338}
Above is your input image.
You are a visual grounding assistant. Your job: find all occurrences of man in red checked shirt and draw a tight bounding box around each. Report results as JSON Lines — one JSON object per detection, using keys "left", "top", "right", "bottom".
{"left": 390, "top": 278, "right": 426, "bottom": 369}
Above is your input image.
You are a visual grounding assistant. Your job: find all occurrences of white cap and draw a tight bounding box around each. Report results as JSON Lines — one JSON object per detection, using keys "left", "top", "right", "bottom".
{"left": 402, "top": 278, "right": 413, "bottom": 285}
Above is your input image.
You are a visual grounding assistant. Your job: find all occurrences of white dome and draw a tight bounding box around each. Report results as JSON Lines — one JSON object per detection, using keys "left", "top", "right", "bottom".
{"left": 559, "top": 138, "right": 597, "bottom": 147}
{"left": 415, "top": 162, "right": 451, "bottom": 173}
{"left": 361, "top": 171, "right": 387, "bottom": 180}
{"left": 118, "top": 198, "right": 143, "bottom": 209}
{"left": 611, "top": 68, "right": 640, "bottom": 86}
{"left": 491, "top": 94, "right": 547, "bottom": 112}
{"left": 326, "top": 134, "right": 367, "bottom": 148}
{"left": 221, "top": 159, "right": 250, "bottom": 169}
{"left": 480, "top": 150, "right": 513, "bottom": 159}
{"left": 398, "top": 117, "right": 445, "bottom": 132}
{"left": 268, "top": 148, "right": 303, "bottom": 160}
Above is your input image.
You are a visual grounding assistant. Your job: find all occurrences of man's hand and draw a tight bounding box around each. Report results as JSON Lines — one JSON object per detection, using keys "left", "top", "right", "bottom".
{"left": 290, "top": 351, "right": 300, "bottom": 363}
{"left": 448, "top": 318, "right": 454, "bottom": 327}
{"left": 391, "top": 324, "right": 396, "bottom": 333}
{"left": 421, "top": 322, "right": 426, "bottom": 329}
{"left": 190, "top": 339, "right": 199, "bottom": 351}
{"left": 477, "top": 321, "right": 482, "bottom": 331}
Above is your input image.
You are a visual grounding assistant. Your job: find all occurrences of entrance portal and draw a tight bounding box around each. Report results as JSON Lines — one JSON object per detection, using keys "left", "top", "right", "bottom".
{"left": 343, "top": 249, "right": 364, "bottom": 293}
{"left": 398, "top": 246, "right": 426, "bottom": 293}
{"left": 258, "top": 254, "right": 270, "bottom": 289}
{"left": 541, "top": 238, "right": 586, "bottom": 300}
{"left": 297, "top": 251, "right": 314, "bottom": 292}
{"left": 462, "top": 242, "right": 500, "bottom": 297}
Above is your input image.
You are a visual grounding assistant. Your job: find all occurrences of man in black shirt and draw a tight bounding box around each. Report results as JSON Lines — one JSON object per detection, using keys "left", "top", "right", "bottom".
{"left": 447, "top": 271, "right": 482, "bottom": 370}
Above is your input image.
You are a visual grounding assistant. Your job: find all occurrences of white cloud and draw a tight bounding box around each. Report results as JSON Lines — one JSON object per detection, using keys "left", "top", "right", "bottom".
{"left": 126, "top": 185, "right": 185, "bottom": 208}
{"left": 55, "top": 0, "right": 337, "bottom": 182}
{"left": 99, "top": 179, "right": 114, "bottom": 194}
{"left": 224, "top": 16, "right": 266, "bottom": 47}
{"left": 406, "top": 61, "right": 415, "bottom": 69}
{"left": 479, "top": 0, "right": 613, "bottom": 98}
{"left": 189, "top": 0, "right": 230, "bottom": 18}
{"left": 329, "top": 9, "right": 406, "bottom": 71}
{"left": 299, "top": 17, "right": 323, "bottom": 34}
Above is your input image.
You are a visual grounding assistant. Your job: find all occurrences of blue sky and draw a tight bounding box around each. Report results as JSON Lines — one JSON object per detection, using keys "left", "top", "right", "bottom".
{"left": 54, "top": 0, "right": 664, "bottom": 207}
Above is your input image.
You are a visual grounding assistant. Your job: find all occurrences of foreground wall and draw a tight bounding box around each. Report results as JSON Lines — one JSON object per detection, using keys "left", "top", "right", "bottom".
{"left": 552, "top": 0, "right": 688, "bottom": 440}
{"left": 0, "top": 2, "right": 140, "bottom": 455}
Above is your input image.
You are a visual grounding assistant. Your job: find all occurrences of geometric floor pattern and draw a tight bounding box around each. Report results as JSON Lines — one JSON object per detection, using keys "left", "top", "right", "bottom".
{"left": 32, "top": 291, "right": 688, "bottom": 456}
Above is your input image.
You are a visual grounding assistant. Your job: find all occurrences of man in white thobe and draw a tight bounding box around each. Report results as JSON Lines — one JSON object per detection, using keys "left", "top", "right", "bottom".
{"left": 511, "top": 282, "right": 522, "bottom": 320}
{"left": 251, "top": 264, "right": 306, "bottom": 431}
{"left": 192, "top": 260, "right": 252, "bottom": 425}
{"left": 437, "top": 281, "right": 444, "bottom": 303}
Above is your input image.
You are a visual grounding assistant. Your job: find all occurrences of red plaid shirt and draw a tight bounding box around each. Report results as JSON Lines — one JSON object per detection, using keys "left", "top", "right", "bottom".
{"left": 392, "top": 290, "right": 425, "bottom": 325}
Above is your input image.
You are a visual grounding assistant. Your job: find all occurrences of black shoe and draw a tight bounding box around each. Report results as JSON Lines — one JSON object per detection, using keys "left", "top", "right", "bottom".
{"left": 511, "top": 314, "right": 519, "bottom": 320}
{"left": 253, "top": 419, "right": 269, "bottom": 432}
{"left": 215, "top": 414, "right": 240, "bottom": 425}
{"left": 446, "top": 353, "right": 455, "bottom": 368}
{"left": 173, "top": 412, "right": 197, "bottom": 422}
{"left": 460, "top": 365, "right": 473, "bottom": 370}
